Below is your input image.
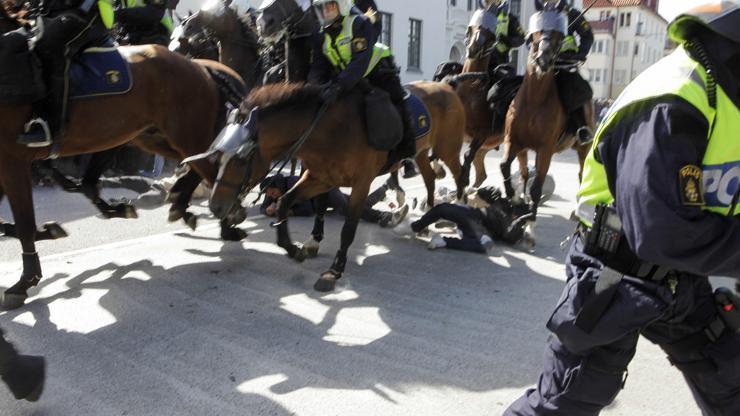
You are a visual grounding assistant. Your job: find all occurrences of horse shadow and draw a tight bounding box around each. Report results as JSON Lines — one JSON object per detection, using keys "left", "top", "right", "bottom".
{"left": 0, "top": 211, "right": 573, "bottom": 415}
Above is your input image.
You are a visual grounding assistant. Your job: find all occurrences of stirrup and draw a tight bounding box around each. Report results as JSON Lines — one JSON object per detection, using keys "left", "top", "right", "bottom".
{"left": 576, "top": 126, "right": 594, "bottom": 146}
{"left": 17, "top": 118, "right": 52, "bottom": 148}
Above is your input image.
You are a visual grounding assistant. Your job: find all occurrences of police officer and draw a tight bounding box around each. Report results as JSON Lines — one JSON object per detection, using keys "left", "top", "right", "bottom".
{"left": 556, "top": 2, "right": 595, "bottom": 145}
{"left": 114, "top": 0, "right": 175, "bottom": 46}
{"left": 308, "top": 0, "right": 415, "bottom": 160}
{"left": 17, "top": 0, "right": 115, "bottom": 147}
{"left": 0, "top": 328, "right": 45, "bottom": 402}
{"left": 505, "top": 2, "right": 740, "bottom": 414}
{"left": 479, "top": 0, "right": 525, "bottom": 79}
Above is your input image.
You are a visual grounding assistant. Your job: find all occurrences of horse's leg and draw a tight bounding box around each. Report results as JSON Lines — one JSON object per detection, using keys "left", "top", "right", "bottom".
{"left": 575, "top": 142, "right": 590, "bottom": 182}
{"left": 440, "top": 148, "right": 464, "bottom": 200}
{"left": 415, "top": 151, "right": 436, "bottom": 209}
{"left": 500, "top": 140, "right": 520, "bottom": 199}
{"left": 166, "top": 168, "right": 201, "bottom": 230}
{"left": 525, "top": 149, "right": 555, "bottom": 247}
{"left": 315, "top": 178, "right": 372, "bottom": 292}
{"left": 517, "top": 151, "right": 529, "bottom": 201}
{"left": 385, "top": 170, "right": 405, "bottom": 207}
{"left": 80, "top": 149, "right": 137, "bottom": 219}
{"left": 275, "top": 172, "right": 330, "bottom": 261}
{"left": 300, "top": 192, "right": 329, "bottom": 259}
{"left": 0, "top": 159, "right": 42, "bottom": 309}
{"left": 472, "top": 149, "right": 488, "bottom": 188}
{"left": 462, "top": 136, "right": 485, "bottom": 189}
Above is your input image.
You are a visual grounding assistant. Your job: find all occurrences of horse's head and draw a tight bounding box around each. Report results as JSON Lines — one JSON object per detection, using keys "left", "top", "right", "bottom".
{"left": 465, "top": 4, "right": 498, "bottom": 61}
{"left": 170, "top": 11, "right": 219, "bottom": 59}
{"left": 205, "top": 110, "right": 269, "bottom": 220}
{"left": 256, "top": 0, "right": 302, "bottom": 44}
{"left": 193, "top": 0, "right": 244, "bottom": 40}
{"left": 527, "top": 0, "right": 568, "bottom": 75}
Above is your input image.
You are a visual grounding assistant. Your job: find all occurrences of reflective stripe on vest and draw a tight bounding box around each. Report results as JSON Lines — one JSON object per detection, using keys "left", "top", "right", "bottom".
{"left": 121, "top": 0, "right": 174, "bottom": 34}
{"left": 322, "top": 14, "right": 392, "bottom": 77}
{"left": 495, "top": 10, "right": 509, "bottom": 53}
{"left": 98, "top": 0, "right": 115, "bottom": 29}
{"left": 576, "top": 46, "right": 740, "bottom": 225}
{"left": 560, "top": 34, "right": 578, "bottom": 53}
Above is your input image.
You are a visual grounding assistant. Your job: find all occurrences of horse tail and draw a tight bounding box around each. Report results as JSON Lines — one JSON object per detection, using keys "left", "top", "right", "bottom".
{"left": 203, "top": 65, "right": 247, "bottom": 108}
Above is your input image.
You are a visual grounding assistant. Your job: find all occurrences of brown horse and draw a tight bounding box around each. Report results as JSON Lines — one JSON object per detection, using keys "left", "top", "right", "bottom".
{"left": 0, "top": 45, "right": 244, "bottom": 309}
{"left": 500, "top": 0, "right": 592, "bottom": 242}
{"left": 208, "top": 81, "right": 466, "bottom": 292}
{"left": 450, "top": 4, "right": 506, "bottom": 189}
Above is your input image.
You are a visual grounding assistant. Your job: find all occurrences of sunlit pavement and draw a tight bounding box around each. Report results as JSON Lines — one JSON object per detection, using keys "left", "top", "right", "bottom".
{"left": 0, "top": 151, "right": 705, "bottom": 415}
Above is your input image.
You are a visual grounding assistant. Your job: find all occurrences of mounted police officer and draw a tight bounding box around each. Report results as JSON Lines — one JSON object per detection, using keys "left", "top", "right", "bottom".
{"left": 114, "top": 0, "right": 175, "bottom": 46}
{"left": 308, "top": 0, "right": 415, "bottom": 160}
{"left": 555, "top": 2, "right": 594, "bottom": 145}
{"left": 505, "top": 2, "right": 740, "bottom": 414}
{"left": 17, "top": 0, "right": 115, "bottom": 147}
{"left": 478, "top": 0, "right": 525, "bottom": 79}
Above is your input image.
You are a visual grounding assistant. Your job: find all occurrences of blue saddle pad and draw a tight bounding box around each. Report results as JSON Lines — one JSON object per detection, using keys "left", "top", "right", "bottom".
{"left": 404, "top": 92, "right": 432, "bottom": 139}
{"left": 69, "top": 48, "right": 133, "bottom": 99}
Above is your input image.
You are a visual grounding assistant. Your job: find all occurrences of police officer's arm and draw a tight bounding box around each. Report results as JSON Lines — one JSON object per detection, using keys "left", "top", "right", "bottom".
{"left": 335, "top": 15, "right": 377, "bottom": 91}
{"left": 570, "top": 8, "right": 593, "bottom": 58}
{"left": 504, "top": 13, "right": 525, "bottom": 49}
{"left": 307, "top": 31, "right": 331, "bottom": 85}
{"left": 599, "top": 98, "right": 740, "bottom": 277}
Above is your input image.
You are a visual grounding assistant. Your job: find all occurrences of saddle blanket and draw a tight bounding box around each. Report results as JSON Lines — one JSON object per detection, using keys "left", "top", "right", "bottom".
{"left": 70, "top": 47, "right": 133, "bottom": 99}
{"left": 404, "top": 92, "right": 432, "bottom": 139}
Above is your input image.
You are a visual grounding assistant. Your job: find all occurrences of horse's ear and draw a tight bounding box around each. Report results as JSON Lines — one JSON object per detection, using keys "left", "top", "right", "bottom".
{"left": 534, "top": 0, "right": 543, "bottom": 11}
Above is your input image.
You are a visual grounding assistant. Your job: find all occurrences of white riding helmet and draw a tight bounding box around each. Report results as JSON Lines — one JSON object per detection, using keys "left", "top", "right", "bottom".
{"left": 313, "top": 0, "right": 351, "bottom": 27}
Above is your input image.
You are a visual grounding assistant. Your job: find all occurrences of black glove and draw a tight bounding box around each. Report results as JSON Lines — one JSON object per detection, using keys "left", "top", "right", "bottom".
{"left": 321, "top": 83, "right": 343, "bottom": 104}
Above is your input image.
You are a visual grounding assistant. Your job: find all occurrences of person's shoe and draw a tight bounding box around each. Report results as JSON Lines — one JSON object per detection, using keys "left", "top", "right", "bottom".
{"left": 427, "top": 233, "right": 447, "bottom": 250}
{"left": 480, "top": 234, "right": 494, "bottom": 251}
{"left": 2, "top": 355, "right": 45, "bottom": 402}
{"left": 402, "top": 160, "right": 418, "bottom": 178}
{"left": 576, "top": 126, "right": 594, "bottom": 146}
{"left": 17, "top": 119, "right": 52, "bottom": 148}
{"left": 382, "top": 203, "right": 409, "bottom": 228}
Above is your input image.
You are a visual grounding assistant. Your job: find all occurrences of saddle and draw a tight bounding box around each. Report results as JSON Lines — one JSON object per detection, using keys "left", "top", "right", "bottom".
{"left": 487, "top": 65, "right": 523, "bottom": 131}
{"left": 0, "top": 32, "right": 132, "bottom": 104}
{"left": 364, "top": 88, "right": 432, "bottom": 151}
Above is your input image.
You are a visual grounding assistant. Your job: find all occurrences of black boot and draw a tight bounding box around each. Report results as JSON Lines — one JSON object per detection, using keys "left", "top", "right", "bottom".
{"left": 18, "top": 73, "right": 66, "bottom": 147}
{"left": 0, "top": 334, "right": 45, "bottom": 402}
{"left": 402, "top": 160, "right": 418, "bottom": 178}
{"left": 571, "top": 106, "right": 593, "bottom": 146}
{"left": 396, "top": 104, "right": 416, "bottom": 160}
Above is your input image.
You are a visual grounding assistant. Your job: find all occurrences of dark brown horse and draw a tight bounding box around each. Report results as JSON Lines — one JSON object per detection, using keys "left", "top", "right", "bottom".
{"left": 449, "top": 4, "right": 507, "bottom": 189}
{"left": 207, "top": 82, "right": 466, "bottom": 292}
{"left": 500, "top": 0, "right": 592, "bottom": 243}
{"left": 0, "top": 45, "right": 244, "bottom": 309}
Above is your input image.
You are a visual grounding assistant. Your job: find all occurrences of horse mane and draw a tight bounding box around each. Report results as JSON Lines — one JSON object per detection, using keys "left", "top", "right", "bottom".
{"left": 244, "top": 83, "right": 322, "bottom": 115}
{"left": 236, "top": 10, "right": 261, "bottom": 51}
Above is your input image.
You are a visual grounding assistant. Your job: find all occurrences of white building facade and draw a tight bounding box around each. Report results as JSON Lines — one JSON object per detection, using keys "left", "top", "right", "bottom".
{"left": 579, "top": 0, "right": 668, "bottom": 99}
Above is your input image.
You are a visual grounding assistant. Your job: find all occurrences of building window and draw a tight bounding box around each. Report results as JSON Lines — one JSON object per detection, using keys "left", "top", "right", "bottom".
{"left": 616, "top": 40, "right": 628, "bottom": 57}
{"left": 595, "top": 69, "right": 601, "bottom": 83}
{"left": 408, "top": 18, "right": 422, "bottom": 70}
{"left": 450, "top": 0, "right": 456, "bottom": 6}
{"left": 614, "top": 70, "right": 625, "bottom": 85}
{"left": 510, "top": 0, "right": 521, "bottom": 14}
{"left": 619, "top": 12, "right": 631, "bottom": 27}
{"left": 379, "top": 12, "right": 392, "bottom": 48}
{"left": 468, "top": 0, "right": 475, "bottom": 10}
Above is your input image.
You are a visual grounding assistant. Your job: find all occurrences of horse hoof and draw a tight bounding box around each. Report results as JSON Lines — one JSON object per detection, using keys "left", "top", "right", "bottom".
{"left": 434, "top": 167, "right": 446, "bottom": 179}
{"left": 168, "top": 209, "right": 183, "bottom": 223}
{"left": 1, "top": 291, "right": 27, "bottom": 310}
{"left": 294, "top": 246, "right": 308, "bottom": 263}
{"left": 165, "top": 191, "right": 181, "bottom": 204}
{"left": 314, "top": 272, "right": 340, "bottom": 292}
{"left": 41, "top": 222, "right": 68, "bottom": 239}
{"left": 221, "top": 227, "right": 248, "bottom": 241}
{"left": 184, "top": 214, "right": 198, "bottom": 231}
{"left": 301, "top": 238, "right": 320, "bottom": 258}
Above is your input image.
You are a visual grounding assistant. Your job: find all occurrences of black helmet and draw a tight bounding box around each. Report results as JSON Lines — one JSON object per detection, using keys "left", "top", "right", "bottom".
{"left": 668, "top": 1, "right": 740, "bottom": 44}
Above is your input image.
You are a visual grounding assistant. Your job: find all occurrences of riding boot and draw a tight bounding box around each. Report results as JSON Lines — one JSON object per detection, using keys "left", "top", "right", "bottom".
{"left": 18, "top": 71, "right": 68, "bottom": 148}
{"left": 572, "top": 105, "right": 593, "bottom": 146}
{"left": 396, "top": 103, "right": 416, "bottom": 160}
{"left": 0, "top": 332, "right": 45, "bottom": 402}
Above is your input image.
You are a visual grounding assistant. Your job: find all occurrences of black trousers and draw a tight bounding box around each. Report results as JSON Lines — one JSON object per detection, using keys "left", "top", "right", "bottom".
{"left": 411, "top": 204, "right": 487, "bottom": 254}
{"left": 325, "top": 185, "right": 388, "bottom": 224}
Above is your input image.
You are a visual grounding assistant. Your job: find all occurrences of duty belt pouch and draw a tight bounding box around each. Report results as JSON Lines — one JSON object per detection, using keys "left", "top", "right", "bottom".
{"left": 364, "top": 88, "right": 402, "bottom": 151}
{"left": 0, "top": 30, "right": 45, "bottom": 105}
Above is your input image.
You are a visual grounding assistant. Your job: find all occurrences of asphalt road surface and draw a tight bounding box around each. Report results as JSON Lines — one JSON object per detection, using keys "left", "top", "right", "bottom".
{"left": 0, "top": 151, "right": 710, "bottom": 415}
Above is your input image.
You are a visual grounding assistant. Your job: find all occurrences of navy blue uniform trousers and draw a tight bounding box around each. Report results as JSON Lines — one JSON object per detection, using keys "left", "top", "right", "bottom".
{"left": 505, "top": 235, "right": 740, "bottom": 415}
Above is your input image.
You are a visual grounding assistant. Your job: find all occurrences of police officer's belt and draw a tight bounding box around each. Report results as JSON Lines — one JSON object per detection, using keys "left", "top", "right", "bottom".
{"left": 573, "top": 220, "right": 677, "bottom": 333}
